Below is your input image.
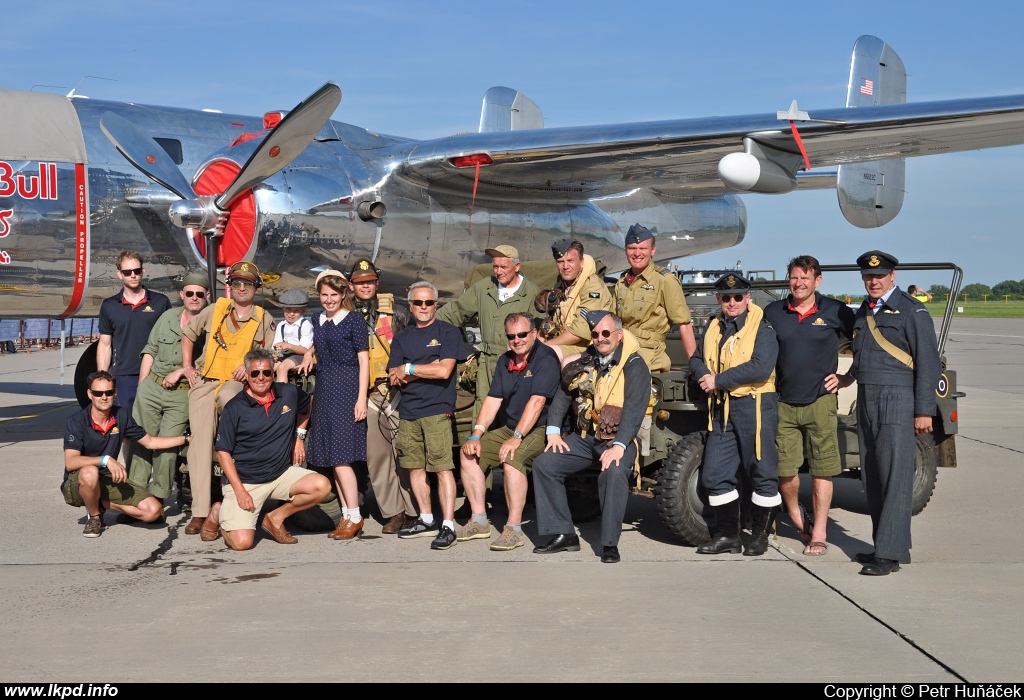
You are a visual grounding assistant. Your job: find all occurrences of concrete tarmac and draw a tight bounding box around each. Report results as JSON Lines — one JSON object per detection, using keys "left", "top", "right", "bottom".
{"left": 1, "top": 318, "right": 1022, "bottom": 682}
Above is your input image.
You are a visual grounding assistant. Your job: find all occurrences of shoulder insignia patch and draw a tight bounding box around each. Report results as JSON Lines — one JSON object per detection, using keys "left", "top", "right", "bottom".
{"left": 269, "top": 321, "right": 277, "bottom": 331}
{"left": 659, "top": 267, "right": 673, "bottom": 276}
{"left": 589, "top": 292, "right": 601, "bottom": 298}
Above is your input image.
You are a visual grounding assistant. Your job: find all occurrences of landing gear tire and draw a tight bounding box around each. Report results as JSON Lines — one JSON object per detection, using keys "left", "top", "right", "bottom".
{"left": 655, "top": 432, "right": 712, "bottom": 545}
{"left": 912, "top": 433, "right": 939, "bottom": 516}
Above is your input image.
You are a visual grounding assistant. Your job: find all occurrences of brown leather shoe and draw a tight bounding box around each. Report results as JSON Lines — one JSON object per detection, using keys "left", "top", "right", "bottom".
{"left": 200, "top": 508, "right": 221, "bottom": 542}
{"left": 184, "top": 516, "right": 206, "bottom": 535}
{"left": 381, "top": 514, "right": 416, "bottom": 535}
{"left": 261, "top": 514, "right": 298, "bottom": 544}
{"left": 328, "top": 518, "right": 364, "bottom": 540}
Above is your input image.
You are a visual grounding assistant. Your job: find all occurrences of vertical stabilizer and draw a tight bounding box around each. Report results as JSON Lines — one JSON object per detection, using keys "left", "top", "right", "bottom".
{"left": 837, "top": 36, "right": 907, "bottom": 228}
{"left": 479, "top": 87, "right": 543, "bottom": 132}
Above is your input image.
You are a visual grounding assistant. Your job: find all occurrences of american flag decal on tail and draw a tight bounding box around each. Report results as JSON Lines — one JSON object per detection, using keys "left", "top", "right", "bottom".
{"left": 860, "top": 78, "right": 874, "bottom": 96}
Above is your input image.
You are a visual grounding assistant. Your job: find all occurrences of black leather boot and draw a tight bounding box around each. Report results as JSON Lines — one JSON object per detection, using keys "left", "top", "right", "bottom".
{"left": 744, "top": 503, "right": 776, "bottom": 556}
{"left": 697, "top": 501, "right": 742, "bottom": 554}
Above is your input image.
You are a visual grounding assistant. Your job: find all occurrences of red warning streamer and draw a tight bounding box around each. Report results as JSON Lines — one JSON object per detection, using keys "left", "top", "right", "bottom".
{"left": 789, "top": 121, "right": 812, "bottom": 171}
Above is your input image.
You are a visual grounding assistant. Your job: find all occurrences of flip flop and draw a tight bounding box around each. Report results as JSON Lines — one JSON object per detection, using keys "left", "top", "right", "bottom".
{"left": 796, "top": 503, "right": 814, "bottom": 543}
{"left": 803, "top": 541, "right": 829, "bottom": 556}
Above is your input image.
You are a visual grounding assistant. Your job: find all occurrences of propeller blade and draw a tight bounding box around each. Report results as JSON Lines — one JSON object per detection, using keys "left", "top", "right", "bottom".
{"left": 99, "top": 112, "right": 197, "bottom": 201}
{"left": 216, "top": 82, "right": 342, "bottom": 210}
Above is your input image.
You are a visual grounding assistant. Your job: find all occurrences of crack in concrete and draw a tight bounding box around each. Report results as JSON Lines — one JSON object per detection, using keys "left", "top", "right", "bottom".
{"left": 127, "top": 514, "right": 188, "bottom": 572}
{"left": 772, "top": 542, "right": 969, "bottom": 682}
{"left": 960, "top": 435, "right": 1024, "bottom": 455}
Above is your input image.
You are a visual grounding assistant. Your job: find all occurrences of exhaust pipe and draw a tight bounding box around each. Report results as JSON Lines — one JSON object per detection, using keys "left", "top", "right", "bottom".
{"left": 357, "top": 200, "right": 387, "bottom": 221}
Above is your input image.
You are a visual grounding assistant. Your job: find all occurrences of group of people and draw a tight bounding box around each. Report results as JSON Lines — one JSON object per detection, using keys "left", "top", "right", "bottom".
{"left": 62, "top": 235, "right": 940, "bottom": 575}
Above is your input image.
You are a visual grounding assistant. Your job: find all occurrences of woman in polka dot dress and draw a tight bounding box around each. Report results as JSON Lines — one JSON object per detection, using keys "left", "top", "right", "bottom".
{"left": 299, "top": 271, "right": 369, "bottom": 539}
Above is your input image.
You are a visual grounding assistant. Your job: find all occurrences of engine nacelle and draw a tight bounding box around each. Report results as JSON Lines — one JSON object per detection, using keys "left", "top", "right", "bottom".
{"left": 718, "top": 152, "right": 797, "bottom": 194}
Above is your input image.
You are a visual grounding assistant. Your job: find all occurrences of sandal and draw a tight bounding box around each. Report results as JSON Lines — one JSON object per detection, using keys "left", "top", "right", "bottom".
{"left": 803, "top": 541, "right": 829, "bottom": 556}
{"left": 795, "top": 503, "right": 814, "bottom": 543}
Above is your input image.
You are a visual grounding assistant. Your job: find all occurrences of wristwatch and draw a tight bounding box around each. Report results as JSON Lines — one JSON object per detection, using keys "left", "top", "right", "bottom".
{"left": 512, "top": 430, "right": 524, "bottom": 440}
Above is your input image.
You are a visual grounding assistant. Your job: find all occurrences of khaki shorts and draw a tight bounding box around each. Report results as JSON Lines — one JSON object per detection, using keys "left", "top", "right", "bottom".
{"left": 62, "top": 470, "right": 151, "bottom": 508}
{"left": 477, "top": 425, "right": 546, "bottom": 475}
{"left": 776, "top": 394, "right": 841, "bottom": 478}
{"left": 219, "top": 466, "right": 314, "bottom": 532}
{"left": 395, "top": 414, "right": 454, "bottom": 473}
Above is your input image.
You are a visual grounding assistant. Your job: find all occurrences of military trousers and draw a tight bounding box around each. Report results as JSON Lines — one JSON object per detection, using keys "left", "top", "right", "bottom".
{"left": 128, "top": 375, "right": 189, "bottom": 499}
{"left": 474, "top": 351, "right": 500, "bottom": 417}
{"left": 532, "top": 432, "right": 635, "bottom": 547}
{"left": 702, "top": 393, "right": 781, "bottom": 506}
{"left": 366, "top": 388, "right": 416, "bottom": 518}
{"left": 856, "top": 383, "right": 915, "bottom": 563}
{"left": 185, "top": 378, "right": 244, "bottom": 518}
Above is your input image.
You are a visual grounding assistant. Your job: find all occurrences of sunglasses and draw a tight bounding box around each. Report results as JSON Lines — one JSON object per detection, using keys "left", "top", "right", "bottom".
{"left": 90, "top": 389, "right": 116, "bottom": 397}
{"left": 591, "top": 329, "right": 615, "bottom": 339}
{"left": 119, "top": 267, "right": 143, "bottom": 277}
{"left": 183, "top": 290, "right": 206, "bottom": 298}
{"left": 717, "top": 293, "right": 746, "bottom": 302}
{"left": 249, "top": 369, "right": 274, "bottom": 378}
{"left": 230, "top": 280, "right": 255, "bottom": 289}
{"left": 410, "top": 299, "right": 436, "bottom": 307}
{"left": 505, "top": 331, "right": 531, "bottom": 340}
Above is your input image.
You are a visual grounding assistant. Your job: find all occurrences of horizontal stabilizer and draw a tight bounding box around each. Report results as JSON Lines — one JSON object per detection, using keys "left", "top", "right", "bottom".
{"left": 838, "top": 35, "right": 906, "bottom": 228}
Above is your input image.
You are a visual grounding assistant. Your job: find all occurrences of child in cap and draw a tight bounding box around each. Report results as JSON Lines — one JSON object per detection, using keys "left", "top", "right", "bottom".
{"left": 274, "top": 288, "right": 315, "bottom": 381}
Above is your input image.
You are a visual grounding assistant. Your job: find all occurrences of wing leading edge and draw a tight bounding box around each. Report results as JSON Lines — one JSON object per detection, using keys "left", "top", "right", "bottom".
{"left": 395, "top": 93, "right": 1024, "bottom": 203}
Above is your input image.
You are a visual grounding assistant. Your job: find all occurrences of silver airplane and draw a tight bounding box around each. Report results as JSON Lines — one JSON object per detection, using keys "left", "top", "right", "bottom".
{"left": 1, "top": 34, "right": 1023, "bottom": 317}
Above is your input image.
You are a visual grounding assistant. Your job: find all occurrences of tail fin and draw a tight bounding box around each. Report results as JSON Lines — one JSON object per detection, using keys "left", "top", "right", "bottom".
{"left": 837, "top": 36, "right": 907, "bottom": 228}
{"left": 478, "top": 87, "right": 543, "bottom": 132}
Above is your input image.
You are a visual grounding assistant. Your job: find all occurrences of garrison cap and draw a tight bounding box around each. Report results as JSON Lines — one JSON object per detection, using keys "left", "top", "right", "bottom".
{"left": 624, "top": 224, "right": 654, "bottom": 245}
{"left": 485, "top": 244, "right": 519, "bottom": 260}
{"left": 580, "top": 308, "right": 612, "bottom": 330}
{"left": 551, "top": 239, "right": 575, "bottom": 260}
{"left": 227, "top": 261, "right": 260, "bottom": 284}
{"left": 714, "top": 273, "right": 751, "bottom": 293}
{"left": 857, "top": 250, "right": 898, "bottom": 274}
{"left": 348, "top": 258, "right": 380, "bottom": 283}
{"left": 181, "top": 272, "right": 210, "bottom": 290}
{"left": 278, "top": 288, "right": 309, "bottom": 307}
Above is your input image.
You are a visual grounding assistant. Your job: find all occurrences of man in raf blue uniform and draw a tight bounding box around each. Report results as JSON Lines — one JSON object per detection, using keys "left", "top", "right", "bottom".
{"left": 689, "top": 273, "right": 780, "bottom": 556}
{"left": 842, "top": 251, "right": 941, "bottom": 576}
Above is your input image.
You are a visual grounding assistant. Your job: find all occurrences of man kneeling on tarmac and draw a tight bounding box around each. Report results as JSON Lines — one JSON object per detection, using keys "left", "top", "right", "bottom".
{"left": 63, "top": 371, "right": 189, "bottom": 538}
{"left": 204, "top": 349, "right": 331, "bottom": 550}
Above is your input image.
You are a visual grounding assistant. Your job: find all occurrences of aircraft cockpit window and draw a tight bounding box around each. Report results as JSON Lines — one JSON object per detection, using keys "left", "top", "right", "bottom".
{"left": 154, "top": 137, "right": 183, "bottom": 165}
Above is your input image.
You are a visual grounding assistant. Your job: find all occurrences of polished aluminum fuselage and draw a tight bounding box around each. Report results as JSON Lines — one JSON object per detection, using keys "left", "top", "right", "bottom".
{"left": 0, "top": 96, "right": 744, "bottom": 317}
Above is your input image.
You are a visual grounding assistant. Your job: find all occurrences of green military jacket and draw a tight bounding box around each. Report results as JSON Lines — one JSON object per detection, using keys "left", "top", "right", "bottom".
{"left": 437, "top": 274, "right": 542, "bottom": 356}
{"left": 140, "top": 308, "right": 193, "bottom": 385}
{"left": 614, "top": 264, "right": 691, "bottom": 372}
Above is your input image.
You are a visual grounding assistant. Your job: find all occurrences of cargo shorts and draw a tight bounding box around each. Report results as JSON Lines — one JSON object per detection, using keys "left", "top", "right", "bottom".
{"left": 395, "top": 413, "right": 455, "bottom": 472}
{"left": 776, "top": 393, "right": 842, "bottom": 478}
{"left": 477, "top": 425, "right": 547, "bottom": 475}
{"left": 62, "top": 470, "right": 151, "bottom": 508}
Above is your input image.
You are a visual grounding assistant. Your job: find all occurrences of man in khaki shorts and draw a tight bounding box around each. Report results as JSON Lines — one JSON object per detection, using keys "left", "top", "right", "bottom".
{"left": 387, "top": 281, "right": 468, "bottom": 550}
{"left": 457, "top": 312, "right": 561, "bottom": 551}
{"left": 763, "top": 256, "right": 855, "bottom": 555}
{"left": 202, "top": 349, "right": 331, "bottom": 550}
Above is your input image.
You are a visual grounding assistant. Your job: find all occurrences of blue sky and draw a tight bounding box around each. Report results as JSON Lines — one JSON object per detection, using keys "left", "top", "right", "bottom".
{"left": 4, "top": 1, "right": 1023, "bottom": 294}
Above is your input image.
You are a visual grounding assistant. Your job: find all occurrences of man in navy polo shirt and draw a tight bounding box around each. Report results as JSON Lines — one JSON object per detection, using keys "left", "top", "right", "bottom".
{"left": 388, "top": 281, "right": 468, "bottom": 550}
{"left": 62, "top": 371, "right": 189, "bottom": 538}
{"left": 205, "top": 349, "right": 331, "bottom": 550}
{"left": 764, "top": 256, "right": 856, "bottom": 556}
{"left": 97, "top": 251, "right": 172, "bottom": 415}
{"left": 457, "top": 311, "right": 560, "bottom": 551}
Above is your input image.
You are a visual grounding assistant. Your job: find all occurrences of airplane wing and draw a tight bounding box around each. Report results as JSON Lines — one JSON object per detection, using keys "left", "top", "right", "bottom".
{"left": 395, "top": 94, "right": 1024, "bottom": 202}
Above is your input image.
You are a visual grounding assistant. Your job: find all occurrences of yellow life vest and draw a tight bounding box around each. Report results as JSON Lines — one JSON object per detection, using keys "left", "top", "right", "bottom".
{"left": 557, "top": 254, "right": 598, "bottom": 332}
{"left": 202, "top": 297, "right": 268, "bottom": 382}
{"left": 701, "top": 302, "right": 776, "bottom": 458}
{"left": 366, "top": 293, "right": 395, "bottom": 386}
{"left": 585, "top": 329, "right": 650, "bottom": 471}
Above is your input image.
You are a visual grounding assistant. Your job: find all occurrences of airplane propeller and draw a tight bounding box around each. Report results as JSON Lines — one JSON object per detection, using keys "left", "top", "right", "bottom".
{"left": 100, "top": 82, "right": 342, "bottom": 294}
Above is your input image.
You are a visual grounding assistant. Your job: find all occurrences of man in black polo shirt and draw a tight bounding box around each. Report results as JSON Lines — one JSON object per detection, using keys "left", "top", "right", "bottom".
{"left": 97, "top": 251, "right": 172, "bottom": 416}
{"left": 62, "top": 371, "right": 189, "bottom": 538}
{"left": 205, "top": 349, "right": 331, "bottom": 550}
{"left": 457, "top": 311, "right": 560, "bottom": 551}
{"left": 387, "top": 281, "right": 468, "bottom": 550}
{"left": 764, "top": 256, "right": 855, "bottom": 556}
